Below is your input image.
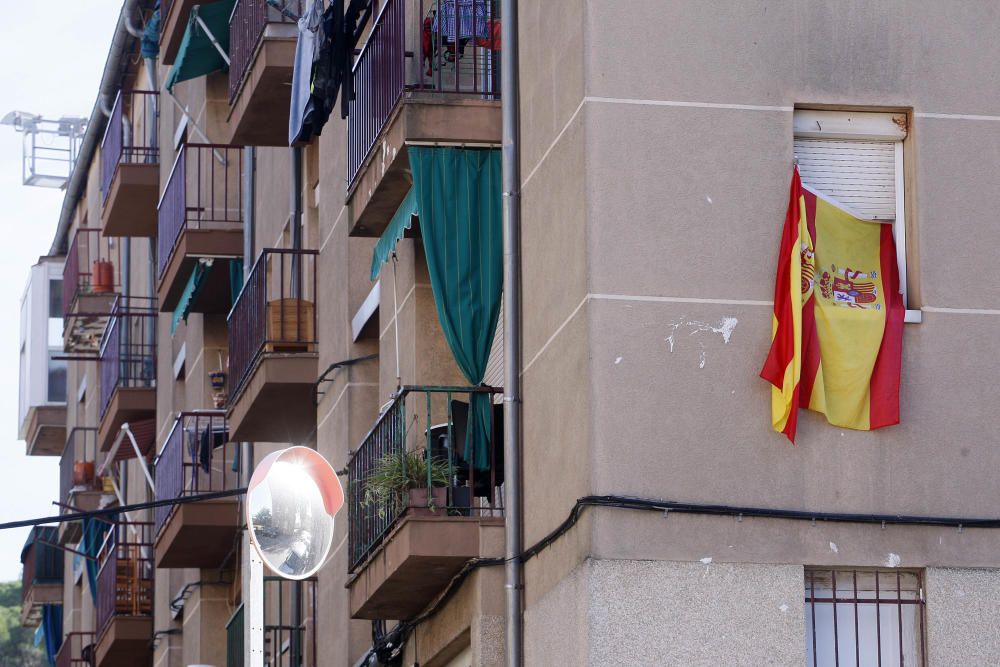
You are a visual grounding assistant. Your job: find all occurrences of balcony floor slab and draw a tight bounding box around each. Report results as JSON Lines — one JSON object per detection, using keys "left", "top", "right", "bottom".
{"left": 154, "top": 499, "right": 241, "bottom": 569}
{"left": 101, "top": 163, "right": 159, "bottom": 237}
{"left": 227, "top": 353, "right": 317, "bottom": 443}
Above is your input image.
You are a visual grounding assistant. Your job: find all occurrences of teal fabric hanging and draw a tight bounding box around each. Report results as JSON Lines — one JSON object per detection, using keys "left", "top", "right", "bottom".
{"left": 82, "top": 518, "right": 112, "bottom": 605}
{"left": 408, "top": 147, "right": 503, "bottom": 468}
{"left": 229, "top": 258, "right": 245, "bottom": 304}
{"left": 370, "top": 187, "right": 419, "bottom": 280}
{"left": 170, "top": 261, "right": 210, "bottom": 334}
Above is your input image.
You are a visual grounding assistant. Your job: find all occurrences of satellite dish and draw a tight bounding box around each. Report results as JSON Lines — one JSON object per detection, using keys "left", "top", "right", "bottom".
{"left": 246, "top": 446, "right": 344, "bottom": 580}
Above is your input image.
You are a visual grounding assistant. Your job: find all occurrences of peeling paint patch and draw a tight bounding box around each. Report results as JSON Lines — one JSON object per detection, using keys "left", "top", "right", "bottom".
{"left": 706, "top": 195, "right": 713, "bottom": 204}
{"left": 829, "top": 542, "right": 839, "bottom": 554}
{"left": 885, "top": 553, "right": 901, "bottom": 568}
{"left": 665, "top": 317, "right": 739, "bottom": 367}
{"left": 699, "top": 557, "right": 713, "bottom": 565}
{"left": 698, "top": 342, "right": 707, "bottom": 369}
{"left": 779, "top": 604, "right": 789, "bottom": 613}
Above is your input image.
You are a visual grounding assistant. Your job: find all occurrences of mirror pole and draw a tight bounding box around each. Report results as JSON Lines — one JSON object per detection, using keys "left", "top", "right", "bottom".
{"left": 244, "top": 532, "right": 265, "bottom": 667}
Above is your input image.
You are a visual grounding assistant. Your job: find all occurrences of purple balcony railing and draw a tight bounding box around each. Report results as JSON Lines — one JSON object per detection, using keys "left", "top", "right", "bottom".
{"left": 100, "top": 90, "right": 159, "bottom": 204}
{"left": 154, "top": 411, "right": 241, "bottom": 536}
{"left": 228, "top": 249, "right": 317, "bottom": 403}
{"left": 347, "top": 0, "right": 501, "bottom": 185}
{"left": 229, "top": 0, "right": 302, "bottom": 102}
{"left": 99, "top": 297, "right": 157, "bottom": 419}
{"left": 55, "top": 632, "right": 96, "bottom": 667}
{"left": 96, "top": 521, "right": 154, "bottom": 636}
{"left": 60, "top": 427, "right": 99, "bottom": 507}
{"left": 63, "top": 228, "right": 120, "bottom": 317}
{"left": 158, "top": 143, "right": 244, "bottom": 278}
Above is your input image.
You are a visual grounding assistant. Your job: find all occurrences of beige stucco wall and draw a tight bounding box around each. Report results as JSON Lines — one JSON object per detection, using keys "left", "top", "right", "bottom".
{"left": 925, "top": 567, "right": 1000, "bottom": 666}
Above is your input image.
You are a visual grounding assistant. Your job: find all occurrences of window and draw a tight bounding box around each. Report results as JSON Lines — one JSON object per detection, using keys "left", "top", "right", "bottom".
{"left": 793, "top": 110, "right": 919, "bottom": 323}
{"left": 805, "top": 568, "right": 924, "bottom": 667}
{"left": 48, "top": 278, "right": 63, "bottom": 318}
{"left": 47, "top": 350, "right": 67, "bottom": 403}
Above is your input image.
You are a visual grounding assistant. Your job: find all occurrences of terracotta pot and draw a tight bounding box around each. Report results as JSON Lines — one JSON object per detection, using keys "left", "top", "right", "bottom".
{"left": 406, "top": 487, "right": 447, "bottom": 516}
{"left": 92, "top": 261, "right": 114, "bottom": 294}
{"left": 72, "top": 461, "right": 95, "bottom": 487}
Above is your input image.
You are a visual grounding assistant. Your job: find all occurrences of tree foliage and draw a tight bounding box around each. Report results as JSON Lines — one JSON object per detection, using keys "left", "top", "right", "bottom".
{"left": 0, "top": 581, "right": 46, "bottom": 666}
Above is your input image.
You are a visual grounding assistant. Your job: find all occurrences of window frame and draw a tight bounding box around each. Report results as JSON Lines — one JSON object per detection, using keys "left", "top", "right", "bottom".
{"left": 793, "top": 109, "right": 920, "bottom": 324}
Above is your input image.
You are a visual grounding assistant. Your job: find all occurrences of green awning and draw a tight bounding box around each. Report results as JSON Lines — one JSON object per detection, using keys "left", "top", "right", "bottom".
{"left": 166, "top": 1, "right": 236, "bottom": 91}
{"left": 370, "top": 187, "right": 419, "bottom": 280}
{"left": 171, "top": 261, "right": 210, "bottom": 334}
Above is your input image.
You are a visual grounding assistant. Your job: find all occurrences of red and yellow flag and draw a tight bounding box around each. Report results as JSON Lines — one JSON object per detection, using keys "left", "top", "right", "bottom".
{"left": 761, "top": 168, "right": 904, "bottom": 442}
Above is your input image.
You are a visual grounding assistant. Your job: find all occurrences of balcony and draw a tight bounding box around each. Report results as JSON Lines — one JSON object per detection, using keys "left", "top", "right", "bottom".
{"left": 154, "top": 411, "right": 242, "bottom": 568}
{"left": 19, "top": 256, "right": 66, "bottom": 456}
{"left": 347, "top": 0, "right": 501, "bottom": 236}
{"left": 100, "top": 90, "right": 159, "bottom": 237}
{"left": 347, "top": 386, "right": 504, "bottom": 620}
{"left": 63, "top": 228, "right": 120, "bottom": 353}
{"left": 97, "top": 297, "right": 157, "bottom": 454}
{"left": 225, "top": 578, "right": 316, "bottom": 666}
{"left": 55, "top": 631, "right": 97, "bottom": 667}
{"left": 157, "top": 143, "right": 244, "bottom": 315}
{"left": 227, "top": 249, "right": 317, "bottom": 442}
{"left": 226, "top": 0, "right": 301, "bottom": 146}
{"left": 58, "top": 427, "right": 108, "bottom": 545}
{"left": 20, "top": 527, "right": 64, "bottom": 626}
{"left": 159, "top": 0, "right": 225, "bottom": 64}
{"left": 95, "top": 521, "right": 154, "bottom": 667}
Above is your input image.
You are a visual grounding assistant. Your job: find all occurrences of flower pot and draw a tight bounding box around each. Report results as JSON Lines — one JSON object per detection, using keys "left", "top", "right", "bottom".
{"left": 72, "top": 461, "right": 95, "bottom": 487}
{"left": 92, "top": 261, "right": 114, "bottom": 294}
{"left": 406, "top": 487, "right": 447, "bottom": 516}
{"left": 450, "top": 486, "right": 472, "bottom": 517}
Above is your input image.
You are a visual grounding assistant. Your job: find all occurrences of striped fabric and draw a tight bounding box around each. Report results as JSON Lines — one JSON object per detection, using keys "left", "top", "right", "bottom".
{"left": 433, "top": 0, "right": 492, "bottom": 42}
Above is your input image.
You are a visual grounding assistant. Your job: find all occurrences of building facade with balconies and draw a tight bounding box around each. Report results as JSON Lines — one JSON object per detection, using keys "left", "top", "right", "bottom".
{"left": 16, "top": 1, "right": 1000, "bottom": 667}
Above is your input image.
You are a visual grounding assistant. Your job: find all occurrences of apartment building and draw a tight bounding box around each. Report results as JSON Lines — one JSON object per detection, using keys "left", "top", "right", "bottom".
{"left": 14, "top": 0, "right": 1000, "bottom": 666}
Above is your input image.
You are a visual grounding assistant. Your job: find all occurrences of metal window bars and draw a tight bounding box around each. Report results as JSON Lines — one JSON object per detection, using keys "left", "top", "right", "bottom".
{"left": 805, "top": 568, "right": 925, "bottom": 667}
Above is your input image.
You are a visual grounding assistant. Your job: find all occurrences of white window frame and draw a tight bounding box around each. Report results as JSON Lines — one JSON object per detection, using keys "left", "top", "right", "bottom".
{"left": 793, "top": 110, "right": 920, "bottom": 323}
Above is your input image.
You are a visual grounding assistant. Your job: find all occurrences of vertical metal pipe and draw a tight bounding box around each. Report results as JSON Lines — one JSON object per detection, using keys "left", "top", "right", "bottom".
{"left": 500, "top": 0, "right": 522, "bottom": 662}
{"left": 244, "top": 147, "right": 256, "bottom": 276}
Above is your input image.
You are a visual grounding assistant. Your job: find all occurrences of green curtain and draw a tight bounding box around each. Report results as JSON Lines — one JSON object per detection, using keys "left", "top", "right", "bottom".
{"left": 370, "top": 187, "right": 418, "bottom": 281}
{"left": 230, "top": 257, "right": 245, "bottom": 304}
{"left": 82, "top": 518, "right": 112, "bottom": 605}
{"left": 171, "top": 261, "right": 210, "bottom": 334}
{"left": 165, "top": 1, "right": 236, "bottom": 91}
{"left": 409, "top": 147, "right": 503, "bottom": 468}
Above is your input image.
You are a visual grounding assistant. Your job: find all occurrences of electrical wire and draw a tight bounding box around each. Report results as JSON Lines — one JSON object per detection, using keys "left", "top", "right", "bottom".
{"left": 362, "top": 493, "right": 1000, "bottom": 663}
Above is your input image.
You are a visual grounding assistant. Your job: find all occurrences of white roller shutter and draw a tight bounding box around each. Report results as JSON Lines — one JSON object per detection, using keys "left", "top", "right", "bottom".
{"left": 793, "top": 138, "right": 897, "bottom": 221}
{"left": 483, "top": 294, "right": 503, "bottom": 394}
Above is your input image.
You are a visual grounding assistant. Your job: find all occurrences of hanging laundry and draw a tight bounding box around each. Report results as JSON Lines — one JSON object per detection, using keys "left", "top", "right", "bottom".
{"left": 289, "top": 0, "right": 325, "bottom": 145}
{"left": 434, "top": 0, "right": 493, "bottom": 42}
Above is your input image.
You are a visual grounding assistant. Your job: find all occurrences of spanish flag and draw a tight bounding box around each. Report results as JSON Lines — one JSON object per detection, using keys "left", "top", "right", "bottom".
{"left": 760, "top": 168, "right": 904, "bottom": 442}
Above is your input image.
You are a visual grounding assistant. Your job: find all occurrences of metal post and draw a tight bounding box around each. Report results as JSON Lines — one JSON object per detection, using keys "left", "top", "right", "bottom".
{"left": 501, "top": 0, "right": 523, "bottom": 662}
{"left": 245, "top": 532, "right": 265, "bottom": 667}
{"left": 244, "top": 147, "right": 256, "bottom": 276}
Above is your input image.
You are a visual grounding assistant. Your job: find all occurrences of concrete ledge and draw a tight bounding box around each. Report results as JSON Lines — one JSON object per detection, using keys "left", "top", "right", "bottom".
{"left": 227, "top": 353, "right": 318, "bottom": 442}
{"left": 154, "top": 498, "right": 240, "bottom": 568}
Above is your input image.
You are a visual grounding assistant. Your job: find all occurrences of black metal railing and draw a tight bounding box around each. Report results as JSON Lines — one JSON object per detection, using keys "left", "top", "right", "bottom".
{"left": 154, "top": 411, "right": 240, "bottom": 536}
{"left": 99, "top": 296, "right": 157, "bottom": 419}
{"left": 96, "top": 521, "right": 154, "bottom": 635}
{"left": 226, "top": 604, "right": 244, "bottom": 667}
{"left": 347, "top": 385, "right": 504, "bottom": 571}
{"left": 21, "top": 527, "right": 63, "bottom": 600}
{"left": 263, "top": 577, "right": 317, "bottom": 667}
{"left": 229, "top": 0, "right": 302, "bottom": 101}
{"left": 63, "top": 228, "right": 120, "bottom": 318}
{"left": 100, "top": 90, "right": 159, "bottom": 204}
{"left": 55, "top": 631, "right": 96, "bottom": 667}
{"left": 228, "top": 249, "right": 318, "bottom": 403}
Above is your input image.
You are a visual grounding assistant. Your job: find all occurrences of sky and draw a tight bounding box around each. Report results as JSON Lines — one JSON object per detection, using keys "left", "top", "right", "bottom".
{"left": 0, "top": 0, "right": 124, "bottom": 581}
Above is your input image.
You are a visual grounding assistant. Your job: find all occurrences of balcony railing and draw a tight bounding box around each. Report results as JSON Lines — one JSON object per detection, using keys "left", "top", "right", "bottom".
{"left": 99, "top": 297, "right": 157, "bottom": 419}
{"left": 347, "top": 385, "right": 504, "bottom": 571}
{"left": 63, "top": 228, "right": 120, "bottom": 317}
{"left": 55, "top": 631, "right": 96, "bottom": 667}
{"left": 154, "top": 411, "right": 240, "bottom": 536}
{"left": 60, "top": 427, "right": 100, "bottom": 507}
{"left": 263, "top": 577, "right": 316, "bottom": 667}
{"left": 100, "top": 90, "right": 159, "bottom": 204}
{"left": 96, "top": 521, "right": 154, "bottom": 636}
{"left": 347, "top": 0, "right": 501, "bottom": 183}
{"left": 22, "top": 527, "right": 63, "bottom": 600}
{"left": 226, "top": 604, "right": 244, "bottom": 667}
{"left": 228, "top": 0, "right": 302, "bottom": 102}
{"left": 158, "top": 143, "right": 243, "bottom": 278}
{"left": 228, "top": 249, "right": 317, "bottom": 402}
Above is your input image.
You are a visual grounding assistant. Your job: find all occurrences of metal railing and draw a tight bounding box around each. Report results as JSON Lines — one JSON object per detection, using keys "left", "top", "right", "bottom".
{"left": 60, "top": 427, "right": 100, "bottom": 507}
{"left": 63, "top": 228, "right": 120, "bottom": 317}
{"left": 263, "top": 577, "right": 317, "bottom": 667}
{"left": 228, "top": 249, "right": 318, "bottom": 403}
{"left": 154, "top": 411, "right": 240, "bottom": 536}
{"left": 158, "top": 143, "right": 243, "bottom": 278}
{"left": 347, "top": 385, "right": 504, "bottom": 571}
{"left": 21, "top": 527, "right": 63, "bottom": 600}
{"left": 96, "top": 520, "right": 154, "bottom": 636}
{"left": 226, "top": 604, "right": 244, "bottom": 667}
{"left": 99, "top": 296, "right": 157, "bottom": 419}
{"left": 55, "top": 631, "right": 96, "bottom": 667}
{"left": 347, "top": 0, "right": 501, "bottom": 184}
{"left": 229, "top": 0, "right": 302, "bottom": 101}
{"left": 100, "top": 90, "right": 159, "bottom": 204}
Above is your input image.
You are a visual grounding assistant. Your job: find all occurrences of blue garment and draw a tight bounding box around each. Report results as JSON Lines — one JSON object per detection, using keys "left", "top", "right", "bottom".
{"left": 42, "top": 604, "right": 62, "bottom": 667}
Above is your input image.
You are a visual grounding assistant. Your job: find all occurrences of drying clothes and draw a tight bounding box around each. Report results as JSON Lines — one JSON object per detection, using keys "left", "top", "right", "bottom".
{"left": 289, "top": 0, "right": 325, "bottom": 145}
{"left": 433, "top": 0, "right": 492, "bottom": 43}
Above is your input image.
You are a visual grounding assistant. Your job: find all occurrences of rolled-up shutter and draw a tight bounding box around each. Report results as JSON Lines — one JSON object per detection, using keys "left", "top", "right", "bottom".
{"left": 793, "top": 138, "right": 897, "bottom": 221}
{"left": 483, "top": 294, "right": 503, "bottom": 393}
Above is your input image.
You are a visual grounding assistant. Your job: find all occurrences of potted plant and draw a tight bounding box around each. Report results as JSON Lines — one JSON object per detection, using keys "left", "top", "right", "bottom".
{"left": 363, "top": 449, "right": 450, "bottom": 517}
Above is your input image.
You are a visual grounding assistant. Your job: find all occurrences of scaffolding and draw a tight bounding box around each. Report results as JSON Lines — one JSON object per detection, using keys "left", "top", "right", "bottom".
{"left": 1, "top": 110, "right": 87, "bottom": 188}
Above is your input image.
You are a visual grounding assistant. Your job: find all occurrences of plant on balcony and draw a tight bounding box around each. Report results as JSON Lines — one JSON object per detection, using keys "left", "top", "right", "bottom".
{"left": 362, "top": 449, "right": 449, "bottom": 518}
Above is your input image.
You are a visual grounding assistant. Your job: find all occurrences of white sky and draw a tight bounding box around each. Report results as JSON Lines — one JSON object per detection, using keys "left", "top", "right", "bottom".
{"left": 0, "top": 0, "right": 124, "bottom": 581}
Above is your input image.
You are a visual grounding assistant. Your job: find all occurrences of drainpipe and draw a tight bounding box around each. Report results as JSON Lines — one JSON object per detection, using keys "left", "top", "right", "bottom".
{"left": 244, "top": 148, "right": 256, "bottom": 274}
{"left": 500, "top": 0, "right": 523, "bottom": 663}
{"left": 290, "top": 146, "right": 303, "bottom": 297}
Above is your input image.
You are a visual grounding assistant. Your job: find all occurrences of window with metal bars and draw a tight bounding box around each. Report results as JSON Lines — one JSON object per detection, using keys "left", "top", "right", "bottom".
{"left": 804, "top": 568, "right": 925, "bottom": 667}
